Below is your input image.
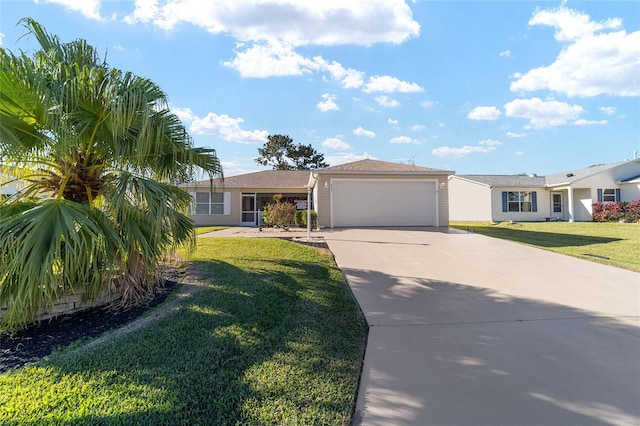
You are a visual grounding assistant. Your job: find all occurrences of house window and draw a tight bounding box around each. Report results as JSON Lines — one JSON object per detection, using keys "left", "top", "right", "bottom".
{"left": 192, "top": 191, "right": 229, "bottom": 215}
{"left": 502, "top": 191, "right": 538, "bottom": 213}
{"left": 597, "top": 188, "right": 620, "bottom": 203}
{"left": 603, "top": 189, "right": 616, "bottom": 202}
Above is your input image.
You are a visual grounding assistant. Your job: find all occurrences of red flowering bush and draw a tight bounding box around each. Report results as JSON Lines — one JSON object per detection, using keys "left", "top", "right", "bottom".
{"left": 592, "top": 199, "right": 640, "bottom": 222}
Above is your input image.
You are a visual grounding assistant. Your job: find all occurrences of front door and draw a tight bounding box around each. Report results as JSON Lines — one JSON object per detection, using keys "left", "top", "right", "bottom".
{"left": 241, "top": 193, "right": 256, "bottom": 226}
{"left": 551, "top": 192, "right": 564, "bottom": 220}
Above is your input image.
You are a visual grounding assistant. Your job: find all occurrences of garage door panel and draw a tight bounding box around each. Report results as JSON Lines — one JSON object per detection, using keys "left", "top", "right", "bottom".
{"left": 332, "top": 180, "right": 435, "bottom": 227}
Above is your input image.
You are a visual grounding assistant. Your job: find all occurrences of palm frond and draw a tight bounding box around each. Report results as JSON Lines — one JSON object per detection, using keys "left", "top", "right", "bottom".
{"left": 0, "top": 19, "right": 224, "bottom": 329}
{"left": 0, "top": 200, "right": 124, "bottom": 328}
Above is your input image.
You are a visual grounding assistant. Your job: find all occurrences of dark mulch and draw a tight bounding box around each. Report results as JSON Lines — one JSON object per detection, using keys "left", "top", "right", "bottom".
{"left": 0, "top": 280, "right": 178, "bottom": 373}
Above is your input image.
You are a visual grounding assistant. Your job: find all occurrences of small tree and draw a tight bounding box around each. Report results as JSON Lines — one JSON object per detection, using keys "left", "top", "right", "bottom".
{"left": 255, "top": 134, "right": 328, "bottom": 170}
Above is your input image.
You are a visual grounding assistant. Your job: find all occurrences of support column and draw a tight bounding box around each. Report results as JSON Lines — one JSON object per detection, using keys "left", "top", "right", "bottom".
{"left": 567, "top": 186, "right": 574, "bottom": 222}
{"left": 306, "top": 186, "right": 311, "bottom": 241}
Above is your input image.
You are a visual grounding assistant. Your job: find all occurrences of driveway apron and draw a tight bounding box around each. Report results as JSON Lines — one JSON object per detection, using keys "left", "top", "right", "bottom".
{"left": 324, "top": 228, "right": 640, "bottom": 426}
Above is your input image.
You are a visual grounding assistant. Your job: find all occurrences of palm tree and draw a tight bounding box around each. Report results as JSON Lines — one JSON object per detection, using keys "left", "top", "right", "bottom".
{"left": 0, "top": 19, "right": 222, "bottom": 329}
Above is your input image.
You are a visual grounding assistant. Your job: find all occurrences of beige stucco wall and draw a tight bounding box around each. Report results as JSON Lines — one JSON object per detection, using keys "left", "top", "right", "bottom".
{"left": 314, "top": 172, "right": 451, "bottom": 228}
{"left": 315, "top": 175, "right": 332, "bottom": 228}
{"left": 185, "top": 185, "right": 309, "bottom": 226}
{"left": 448, "top": 176, "right": 492, "bottom": 221}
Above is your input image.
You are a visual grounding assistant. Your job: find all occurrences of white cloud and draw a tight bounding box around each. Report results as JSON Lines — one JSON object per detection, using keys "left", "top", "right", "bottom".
{"left": 599, "top": 106, "right": 617, "bottom": 116}
{"left": 326, "top": 152, "right": 374, "bottom": 166}
{"left": 364, "top": 75, "right": 424, "bottom": 93}
{"left": 515, "top": 151, "right": 525, "bottom": 156}
{"left": 432, "top": 142, "right": 498, "bottom": 158}
{"left": 421, "top": 100, "right": 436, "bottom": 108}
{"left": 41, "top": 0, "right": 111, "bottom": 21}
{"left": 319, "top": 59, "right": 365, "bottom": 89}
{"left": 190, "top": 112, "right": 269, "bottom": 144}
{"left": 223, "top": 41, "right": 316, "bottom": 78}
{"left": 411, "top": 124, "right": 425, "bottom": 131}
{"left": 375, "top": 95, "right": 400, "bottom": 108}
{"left": 182, "top": 2, "right": 420, "bottom": 89}
{"left": 573, "top": 119, "right": 607, "bottom": 126}
{"left": 353, "top": 126, "right": 376, "bottom": 138}
{"left": 390, "top": 136, "right": 419, "bottom": 144}
{"left": 125, "top": 0, "right": 419, "bottom": 46}
{"left": 223, "top": 42, "right": 368, "bottom": 87}
{"left": 317, "top": 93, "right": 339, "bottom": 112}
{"left": 173, "top": 106, "right": 196, "bottom": 123}
{"left": 322, "top": 137, "right": 351, "bottom": 151}
{"left": 504, "top": 98, "right": 585, "bottom": 129}
{"left": 0, "top": 33, "right": 4, "bottom": 46}
{"left": 528, "top": 6, "right": 621, "bottom": 42}
{"left": 220, "top": 160, "right": 256, "bottom": 176}
{"left": 468, "top": 106, "right": 502, "bottom": 121}
{"left": 499, "top": 50, "right": 511, "bottom": 57}
{"left": 510, "top": 6, "right": 639, "bottom": 97}
{"left": 506, "top": 131, "right": 527, "bottom": 138}
{"left": 479, "top": 139, "right": 502, "bottom": 147}
{"left": 388, "top": 118, "right": 399, "bottom": 125}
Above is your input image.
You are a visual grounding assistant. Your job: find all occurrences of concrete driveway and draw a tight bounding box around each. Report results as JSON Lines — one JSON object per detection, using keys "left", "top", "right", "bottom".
{"left": 324, "top": 228, "right": 640, "bottom": 426}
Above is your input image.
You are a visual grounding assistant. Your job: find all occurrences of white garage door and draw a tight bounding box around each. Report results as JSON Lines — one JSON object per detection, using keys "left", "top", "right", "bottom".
{"left": 332, "top": 179, "right": 436, "bottom": 227}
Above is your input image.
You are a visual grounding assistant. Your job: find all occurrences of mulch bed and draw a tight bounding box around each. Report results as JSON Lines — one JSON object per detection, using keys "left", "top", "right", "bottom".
{"left": 0, "top": 280, "right": 178, "bottom": 373}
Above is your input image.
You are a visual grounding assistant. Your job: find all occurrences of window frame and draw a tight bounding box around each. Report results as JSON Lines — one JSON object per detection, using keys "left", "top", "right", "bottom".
{"left": 502, "top": 190, "right": 538, "bottom": 213}
{"left": 191, "top": 191, "right": 230, "bottom": 215}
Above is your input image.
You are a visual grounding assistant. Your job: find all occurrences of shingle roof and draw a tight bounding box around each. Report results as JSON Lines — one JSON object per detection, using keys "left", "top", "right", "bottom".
{"left": 318, "top": 159, "right": 452, "bottom": 174}
{"left": 191, "top": 170, "right": 310, "bottom": 189}
{"left": 545, "top": 161, "right": 629, "bottom": 186}
{"left": 458, "top": 175, "right": 546, "bottom": 187}
{"left": 458, "top": 160, "right": 639, "bottom": 188}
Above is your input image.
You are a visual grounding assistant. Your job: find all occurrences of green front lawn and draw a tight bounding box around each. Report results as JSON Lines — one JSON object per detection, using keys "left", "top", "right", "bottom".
{"left": 0, "top": 238, "right": 367, "bottom": 425}
{"left": 450, "top": 221, "right": 640, "bottom": 272}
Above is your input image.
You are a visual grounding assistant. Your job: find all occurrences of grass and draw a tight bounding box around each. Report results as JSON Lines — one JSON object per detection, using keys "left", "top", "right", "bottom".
{"left": 450, "top": 221, "right": 640, "bottom": 272}
{"left": 0, "top": 238, "right": 367, "bottom": 425}
{"left": 195, "top": 226, "right": 229, "bottom": 235}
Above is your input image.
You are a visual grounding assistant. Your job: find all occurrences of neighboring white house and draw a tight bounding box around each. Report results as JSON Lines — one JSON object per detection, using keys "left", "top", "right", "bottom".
{"left": 449, "top": 159, "right": 640, "bottom": 222}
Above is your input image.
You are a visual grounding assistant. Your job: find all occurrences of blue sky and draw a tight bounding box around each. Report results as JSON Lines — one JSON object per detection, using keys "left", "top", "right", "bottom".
{"left": 1, "top": 0, "right": 638, "bottom": 176}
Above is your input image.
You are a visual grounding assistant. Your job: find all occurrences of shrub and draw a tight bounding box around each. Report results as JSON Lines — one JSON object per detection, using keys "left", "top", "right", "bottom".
{"left": 261, "top": 203, "right": 273, "bottom": 226}
{"left": 295, "top": 210, "right": 317, "bottom": 228}
{"left": 592, "top": 199, "right": 640, "bottom": 222}
{"left": 270, "top": 201, "right": 297, "bottom": 228}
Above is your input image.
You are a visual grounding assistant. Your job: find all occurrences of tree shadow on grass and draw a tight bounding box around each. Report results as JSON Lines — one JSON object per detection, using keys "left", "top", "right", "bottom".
{"left": 470, "top": 226, "right": 622, "bottom": 248}
{"left": 0, "top": 257, "right": 366, "bottom": 425}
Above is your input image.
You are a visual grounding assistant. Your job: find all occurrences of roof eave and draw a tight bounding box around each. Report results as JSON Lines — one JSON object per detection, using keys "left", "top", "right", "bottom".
{"left": 314, "top": 170, "right": 454, "bottom": 175}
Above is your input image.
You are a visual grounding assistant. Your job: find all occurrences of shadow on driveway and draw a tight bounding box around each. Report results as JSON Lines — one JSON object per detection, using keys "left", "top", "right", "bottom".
{"left": 346, "top": 267, "right": 640, "bottom": 426}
